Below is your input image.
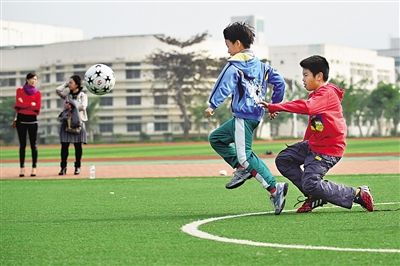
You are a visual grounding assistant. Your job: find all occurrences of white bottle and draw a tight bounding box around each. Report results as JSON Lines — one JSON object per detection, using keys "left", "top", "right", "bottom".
{"left": 89, "top": 165, "right": 96, "bottom": 179}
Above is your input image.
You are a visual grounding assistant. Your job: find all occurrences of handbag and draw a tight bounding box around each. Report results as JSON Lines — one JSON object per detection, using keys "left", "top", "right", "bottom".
{"left": 65, "top": 116, "right": 82, "bottom": 134}
{"left": 59, "top": 109, "right": 82, "bottom": 134}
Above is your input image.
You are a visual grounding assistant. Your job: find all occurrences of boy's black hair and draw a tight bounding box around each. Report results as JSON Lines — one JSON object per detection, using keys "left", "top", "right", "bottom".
{"left": 223, "top": 22, "right": 255, "bottom": 49}
{"left": 300, "top": 55, "right": 330, "bottom": 81}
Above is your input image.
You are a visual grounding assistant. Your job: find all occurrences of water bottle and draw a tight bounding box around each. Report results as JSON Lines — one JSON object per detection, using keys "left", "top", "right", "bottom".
{"left": 89, "top": 165, "right": 96, "bottom": 179}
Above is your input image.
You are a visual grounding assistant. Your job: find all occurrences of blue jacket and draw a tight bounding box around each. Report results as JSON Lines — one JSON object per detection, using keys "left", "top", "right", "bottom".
{"left": 208, "top": 50, "right": 285, "bottom": 121}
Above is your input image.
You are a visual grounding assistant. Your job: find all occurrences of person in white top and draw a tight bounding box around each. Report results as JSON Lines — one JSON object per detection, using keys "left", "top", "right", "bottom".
{"left": 56, "top": 75, "right": 88, "bottom": 175}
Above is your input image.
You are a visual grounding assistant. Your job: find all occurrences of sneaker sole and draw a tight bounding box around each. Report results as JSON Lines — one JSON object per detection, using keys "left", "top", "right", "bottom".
{"left": 225, "top": 179, "right": 246, "bottom": 189}
{"left": 361, "top": 191, "right": 374, "bottom": 212}
{"left": 225, "top": 174, "right": 252, "bottom": 189}
{"left": 274, "top": 183, "right": 289, "bottom": 215}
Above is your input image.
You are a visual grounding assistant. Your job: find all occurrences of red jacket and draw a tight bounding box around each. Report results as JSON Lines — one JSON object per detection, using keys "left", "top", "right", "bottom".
{"left": 268, "top": 83, "right": 347, "bottom": 157}
{"left": 14, "top": 88, "right": 41, "bottom": 116}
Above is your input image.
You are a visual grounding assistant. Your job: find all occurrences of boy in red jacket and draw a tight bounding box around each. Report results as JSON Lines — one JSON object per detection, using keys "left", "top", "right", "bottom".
{"left": 258, "top": 55, "right": 374, "bottom": 213}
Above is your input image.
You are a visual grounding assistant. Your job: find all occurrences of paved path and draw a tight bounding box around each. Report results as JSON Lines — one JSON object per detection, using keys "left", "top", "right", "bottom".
{"left": 1, "top": 156, "right": 399, "bottom": 180}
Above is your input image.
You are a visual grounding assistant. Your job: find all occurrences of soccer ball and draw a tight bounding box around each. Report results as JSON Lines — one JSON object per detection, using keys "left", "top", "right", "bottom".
{"left": 84, "top": 64, "right": 115, "bottom": 95}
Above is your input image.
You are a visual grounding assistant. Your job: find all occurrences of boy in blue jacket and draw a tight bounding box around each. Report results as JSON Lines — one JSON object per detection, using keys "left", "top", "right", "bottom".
{"left": 204, "top": 22, "right": 287, "bottom": 214}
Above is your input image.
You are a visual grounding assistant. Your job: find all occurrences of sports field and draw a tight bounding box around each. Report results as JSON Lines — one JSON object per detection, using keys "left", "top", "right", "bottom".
{"left": 1, "top": 175, "right": 399, "bottom": 265}
{"left": 0, "top": 138, "right": 399, "bottom": 265}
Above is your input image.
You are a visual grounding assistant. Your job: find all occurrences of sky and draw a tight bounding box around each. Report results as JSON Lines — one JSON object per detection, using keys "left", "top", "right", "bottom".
{"left": 1, "top": 0, "right": 399, "bottom": 50}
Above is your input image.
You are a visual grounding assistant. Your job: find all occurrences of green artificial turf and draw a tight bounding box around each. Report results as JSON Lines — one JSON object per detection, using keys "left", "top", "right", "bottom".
{"left": 1, "top": 138, "right": 399, "bottom": 161}
{"left": 1, "top": 174, "right": 399, "bottom": 265}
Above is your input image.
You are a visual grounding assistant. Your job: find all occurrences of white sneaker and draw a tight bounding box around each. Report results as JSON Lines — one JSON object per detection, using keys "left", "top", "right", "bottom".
{"left": 225, "top": 168, "right": 252, "bottom": 189}
{"left": 270, "top": 183, "right": 289, "bottom": 215}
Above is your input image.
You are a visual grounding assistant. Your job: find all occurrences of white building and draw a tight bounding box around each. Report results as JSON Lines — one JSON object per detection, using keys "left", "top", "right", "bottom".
{"left": 1, "top": 20, "right": 84, "bottom": 47}
{"left": 1, "top": 20, "right": 396, "bottom": 142}
{"left": 0, "top": 34, "right": 271, "bottom": 143}
{"left": 378, "top": 37, "right": 400, "bottom": 83}
{"left": 269, "top": 44, "right": 395, "bottom": 89}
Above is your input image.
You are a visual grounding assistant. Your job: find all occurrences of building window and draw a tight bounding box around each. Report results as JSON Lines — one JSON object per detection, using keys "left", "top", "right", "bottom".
{"left": 126, "top": 69, "right": 141, "bottom": 79}
{"left": 99, "top": 124, "right": 113, "bottom": 133}
{"left": 46, "top": 99, "right": 51, "bottom": 109}
{"left": 73, "top": 64, "right": 86, "bottom": 69}
{"left": 57, "top": 99, "right": 63, "bottom": 108}
{"left": 73, "top": 71, "right": 85, "bottom": 78}
{"left": 99, "top": 97, "right": 113, "bottom": 106}
{"left": 127, "top": 89, "right": 141, "bottom": 93}
{"left": 99, "top": 116, "right": 113, "bottom": 121}
{"left": 126, "top": 62, "right": 141, "bottom": 67}
{"left": 126, "top": 96, "right": 141, "bottom": 105}
{"left": 154, "top": 95, "right": 168, "bottom": 105}
{"left": 154, "top": 122, "right": 168, "bottom": 131}
{"left": 99, "top": 117, "right": 113, "bottom": 133}
{"left": 153, "top": 69, "right": 163, "bottom": 79}
{"left": 0, "top": 72, "right": 16, "bottom": 87}
{"left": 0, "top": 71, "right": 16, "bottom": 76}
{"left": 0, "top": 78, "right": 16, "bottom": 87}
{"left": 44, "top": 74, "right": 51, "bottom": 83}
{"left": 127, "top": 115, "right": 141, "bottom": 120}
{"left": 56, "top": 73, "right": 65, "bottom": 82}
{"left": 127, "top": 123, "right": 142, "bottom": 132}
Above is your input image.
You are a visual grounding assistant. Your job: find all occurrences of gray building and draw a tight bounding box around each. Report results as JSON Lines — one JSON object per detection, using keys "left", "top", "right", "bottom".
{"left": 1, "top": 34, "right": 271, "bottom": 143}
{"left": 378, "top": 37, "right": 400, "bottom": 83}
{"left": 1, "top": 22, "right": 397, "bottom": 142}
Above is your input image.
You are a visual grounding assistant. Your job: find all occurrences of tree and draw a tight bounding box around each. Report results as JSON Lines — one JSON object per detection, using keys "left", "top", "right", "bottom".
{"left": 0, "top": 97, "right": 17, "bottom": 144}
{"left": 331, "top": 78, "right": 369, "bottom": 137}
{"left": 85, "top": 95, "right": 100, "bottom": 142}
{"left": 147, "top": 33, "right": 223, "bottom": 139}
{"left": 366, "top": 83, "right": 400, "bottom": 136}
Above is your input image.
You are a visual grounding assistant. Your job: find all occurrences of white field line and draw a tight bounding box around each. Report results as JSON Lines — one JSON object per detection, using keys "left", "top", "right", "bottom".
{"left": 181, "top": 202, "right": 400, "bottom": 253}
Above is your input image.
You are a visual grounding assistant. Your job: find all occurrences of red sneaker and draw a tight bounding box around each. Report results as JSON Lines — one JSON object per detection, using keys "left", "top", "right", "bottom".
{"left": 354, "top": 186, "right": 374, "bottom": 212}
{"left": 295, "top": 197, "right": 327, "bottom": 213}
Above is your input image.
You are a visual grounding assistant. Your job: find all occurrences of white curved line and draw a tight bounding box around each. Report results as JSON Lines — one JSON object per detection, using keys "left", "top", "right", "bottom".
{"left": 181, "top": 202, "right": 400, "bottom": 253}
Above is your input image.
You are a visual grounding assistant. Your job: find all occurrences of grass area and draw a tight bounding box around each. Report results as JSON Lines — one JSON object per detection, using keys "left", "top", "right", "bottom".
{"left": 1, "top": 174, "right": 399, "bottom": 265}
{"left": 1, "top": 138, "right": 399, "bottom": 161}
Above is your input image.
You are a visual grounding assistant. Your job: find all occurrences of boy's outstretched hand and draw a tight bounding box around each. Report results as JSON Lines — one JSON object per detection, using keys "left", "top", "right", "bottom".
{"left": 204, "top": 107, "right": 214, "bottom": 118}
{"left": 258, "top": 100, "right": 269, "bottom": 109}
{"left": 258, "top": 100, "right": 279, "bottom": 120}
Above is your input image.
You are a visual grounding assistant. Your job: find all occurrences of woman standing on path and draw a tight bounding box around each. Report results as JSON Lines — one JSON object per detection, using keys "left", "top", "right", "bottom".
{"left": 56, "top": 75, "right": 88, "bottom": 175}
{"left": 13, "top": 72, "right": 42, "bottom": 177}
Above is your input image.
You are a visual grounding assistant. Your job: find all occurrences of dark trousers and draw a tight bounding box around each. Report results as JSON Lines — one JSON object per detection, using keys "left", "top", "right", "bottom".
{"left": 60, "top": 142, "right": 82, "bottom": 168}
{"left": 275, "top": 141, "right": 355, "bottom": 209}
{"left": 16, "top": 122, "right": 38, "bottom": 168}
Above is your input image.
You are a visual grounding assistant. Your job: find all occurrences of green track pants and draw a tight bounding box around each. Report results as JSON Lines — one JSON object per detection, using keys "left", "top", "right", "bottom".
{"left": 208, "top": 117, "right": 276, "bottom": 189}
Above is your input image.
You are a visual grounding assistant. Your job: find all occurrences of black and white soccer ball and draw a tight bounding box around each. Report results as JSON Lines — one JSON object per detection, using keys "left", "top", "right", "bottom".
{"left": 84, "top": 64, "right": 115, "bottom": 95}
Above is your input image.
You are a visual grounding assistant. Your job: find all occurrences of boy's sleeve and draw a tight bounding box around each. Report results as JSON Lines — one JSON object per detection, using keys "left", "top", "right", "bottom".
{"left": 267, "top": 67, "right": 285, "bottom": 104}
{"left": 208, "top": 64, "right": 237, "bottom": 110}
{"left": 268, "top": 87, "right": 329, "bottom": 115}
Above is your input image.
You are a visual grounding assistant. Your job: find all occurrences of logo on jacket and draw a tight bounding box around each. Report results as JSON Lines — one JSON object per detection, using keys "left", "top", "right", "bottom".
{"left": 239, "top": 71, "right": 262, "bottom": 107}
{"left": 310, "top": 115, "right": 324, "bottom": 132}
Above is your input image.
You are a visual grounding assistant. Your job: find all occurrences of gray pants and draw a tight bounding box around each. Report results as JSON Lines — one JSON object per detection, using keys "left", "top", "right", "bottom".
{"left": 275, "top": 141, "right": 355, "bottom": 209}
